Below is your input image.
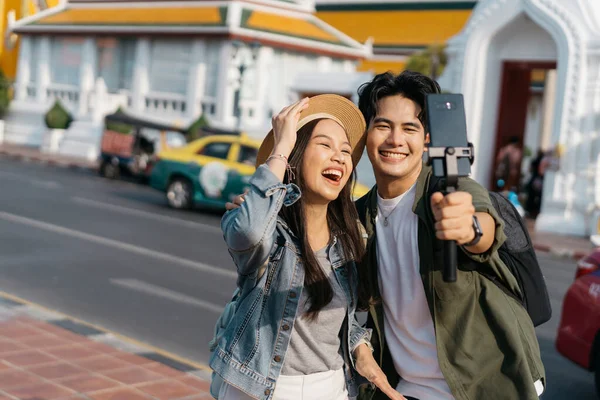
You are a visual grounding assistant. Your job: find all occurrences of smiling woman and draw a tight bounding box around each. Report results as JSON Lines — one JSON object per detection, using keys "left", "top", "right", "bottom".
{"left": 210, "top": 95, "right": 407, "bottom": 400}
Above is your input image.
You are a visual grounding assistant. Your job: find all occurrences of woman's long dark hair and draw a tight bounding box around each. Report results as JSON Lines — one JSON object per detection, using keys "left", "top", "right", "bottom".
{"left": 279, "top": 119, "right": 365, "bottom": 321}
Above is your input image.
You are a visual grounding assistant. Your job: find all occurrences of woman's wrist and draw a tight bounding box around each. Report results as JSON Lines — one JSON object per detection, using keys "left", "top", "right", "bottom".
{"left": 271, "top": 144, "right": 293, "bottom": 159}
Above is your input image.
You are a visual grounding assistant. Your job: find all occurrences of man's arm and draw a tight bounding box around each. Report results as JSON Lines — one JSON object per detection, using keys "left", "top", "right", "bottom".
{"left": 431, "top": 177, "right": 505, "bottom": 261}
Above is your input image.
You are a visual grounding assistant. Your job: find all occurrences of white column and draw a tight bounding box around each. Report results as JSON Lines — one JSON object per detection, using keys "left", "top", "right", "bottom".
{"left": 36, "top": 36, "right": 51, "bottom": 103}
{"left": 540, "top": 69, "right": 557, "bottom": 151}
{"left": 536, "top": 53, "right": 597, "bottom": 236}
{"left": 15, "top": 36, "right": 32, "bottom": 101}
{"left": 186, "top": 40, "right": 207, "bottom": 119}
{"left": 132, "top": 38, "right": 151, "bottom": 113}
{"left": 317, "top": 56, "right": 332, "bottom": 72}
{"left": 342, "top": 60, "right": 355, "bottom": 73}
{"left": 216, "top": 41, "right": 235, "bottom": 127}
{"left": 252, "top": 47, "right": 274, "bottom": 131}
{"left": 78, "top": 37, "right": 97, "bottom": 117}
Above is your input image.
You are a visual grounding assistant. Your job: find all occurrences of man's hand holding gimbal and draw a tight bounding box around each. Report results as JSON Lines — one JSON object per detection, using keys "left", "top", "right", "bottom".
{"left": 430, "top": 191, "right": 496, "bottom": 254}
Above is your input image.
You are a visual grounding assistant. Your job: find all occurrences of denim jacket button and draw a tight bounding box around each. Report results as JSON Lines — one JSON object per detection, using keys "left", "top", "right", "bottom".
{"left": 289, "top": 292, "right": 297, "bottom": 298}
{"left": 282, "top": 324, "right": 290, "bottom": 331}
{"left": 265, "top": 389, "right": 271, "bottom": 395}
{"left": 274, "top": 355, "right": 282, "bottom": 362}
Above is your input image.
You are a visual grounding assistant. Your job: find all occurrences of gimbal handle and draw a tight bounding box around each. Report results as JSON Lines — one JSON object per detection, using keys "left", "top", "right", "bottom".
{"left": 425, "top": 144, "right": 474, "bottom": 283}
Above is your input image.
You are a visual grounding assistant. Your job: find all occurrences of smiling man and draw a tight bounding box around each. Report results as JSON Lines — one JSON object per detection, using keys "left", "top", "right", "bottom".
{"left": 353, "top": 71, "right": 546, "bottom": 400}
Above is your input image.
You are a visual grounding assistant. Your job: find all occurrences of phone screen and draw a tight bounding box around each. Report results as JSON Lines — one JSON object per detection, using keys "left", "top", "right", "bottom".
{"left": 426, "top": 94, "right": 471, "bottom": 177}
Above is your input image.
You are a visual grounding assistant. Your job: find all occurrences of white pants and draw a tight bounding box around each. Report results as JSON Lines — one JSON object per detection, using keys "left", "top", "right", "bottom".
{"left": 219, "top": 368, "right": 349, "bottom": 400}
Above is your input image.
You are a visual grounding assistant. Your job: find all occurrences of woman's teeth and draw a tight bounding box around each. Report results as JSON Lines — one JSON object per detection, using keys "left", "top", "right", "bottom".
{"left": 322, "top": 169, "right": 342, "bottom": 181}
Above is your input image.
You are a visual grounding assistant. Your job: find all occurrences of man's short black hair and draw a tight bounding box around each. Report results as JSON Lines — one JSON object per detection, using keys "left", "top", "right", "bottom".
{"left": 357, "top": 70, "right": 442, "bottom": 128}
{"left": 509, "top": 136, "right": 520, "bottom": 144}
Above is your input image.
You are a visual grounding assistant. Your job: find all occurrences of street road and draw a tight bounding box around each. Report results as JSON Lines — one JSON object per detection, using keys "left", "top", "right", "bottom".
{"left": 0, "top": 156, "right": 596, "bottom": 399}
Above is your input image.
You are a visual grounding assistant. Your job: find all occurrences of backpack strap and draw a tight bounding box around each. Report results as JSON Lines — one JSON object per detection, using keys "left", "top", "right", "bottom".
{"left": 355, "top": 193, "right": 369, "bottom": 228}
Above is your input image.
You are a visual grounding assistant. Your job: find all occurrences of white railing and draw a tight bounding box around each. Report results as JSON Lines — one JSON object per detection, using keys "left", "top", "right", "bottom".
{"left": 46, "top": 84, "right": 79, "bottom": 110}
{"left": 144, "top": 92, "right": 187, "bottom": 116}
{"left": 26, "top": 84, "right": 37, "bottom": 99}
{"left": 201, "top": 97, "right": 217, "bottom": 117}
{"left": 87, "top": 90, "right": 130, "bottom": 117}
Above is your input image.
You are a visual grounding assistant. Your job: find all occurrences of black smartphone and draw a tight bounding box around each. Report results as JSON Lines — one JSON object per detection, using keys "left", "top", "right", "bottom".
{"left": 426, "top": 94, "right": 471, "bottom": 178}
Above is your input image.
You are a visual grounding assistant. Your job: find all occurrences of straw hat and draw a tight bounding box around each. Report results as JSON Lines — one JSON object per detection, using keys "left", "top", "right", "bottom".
{"left": 256, "top": 94, "right": 367, "bottom": 167}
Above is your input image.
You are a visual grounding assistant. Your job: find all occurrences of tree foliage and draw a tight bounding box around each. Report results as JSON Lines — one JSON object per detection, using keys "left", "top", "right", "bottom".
{"left": 187, "top": 114, "right": 209, "bottom": 141}
{"left": 44, "top": 100, "right": 73, "bottom": 130}
{"left": 405, "top": 44, "right": 448, "bottom": 80}
{"left": 0, "top": 69, "right": 11, "bottom": 118}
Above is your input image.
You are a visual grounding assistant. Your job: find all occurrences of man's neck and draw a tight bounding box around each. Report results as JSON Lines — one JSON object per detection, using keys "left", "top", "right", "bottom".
{"left": 376, "top": 164, "right": 422, "bottom": 199}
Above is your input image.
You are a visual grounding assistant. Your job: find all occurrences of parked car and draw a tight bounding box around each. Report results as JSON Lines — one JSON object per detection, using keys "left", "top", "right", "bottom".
{"left": 150, "top": 132, "right": 261, "bottom": 210}
{"left": 556, "top": 249, "right": 600, "bottom": 397}
{"left": 99, "top": 110, "right": 187, "bottom": 182}
{"left": 150, "top": 131, "right": 369, "bottom": 211}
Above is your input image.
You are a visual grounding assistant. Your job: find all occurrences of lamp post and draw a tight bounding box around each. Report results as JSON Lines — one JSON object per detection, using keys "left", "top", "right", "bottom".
{"left": 231, "top": 40, "right": 261, "bottom": 132}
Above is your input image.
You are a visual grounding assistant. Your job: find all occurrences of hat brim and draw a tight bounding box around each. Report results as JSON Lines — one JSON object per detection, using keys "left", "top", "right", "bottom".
{"left": 256, "top": 94, "right": 366, "bottom": 168}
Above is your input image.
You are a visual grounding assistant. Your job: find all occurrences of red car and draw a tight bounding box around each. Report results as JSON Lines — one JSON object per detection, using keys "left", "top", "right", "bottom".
{"left": 556, "top": 249, "right": 600, "bottom": 397}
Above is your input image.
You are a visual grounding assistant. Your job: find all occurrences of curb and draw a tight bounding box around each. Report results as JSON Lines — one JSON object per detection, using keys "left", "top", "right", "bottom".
{"left": 533, "top": 243, "right": 589, "bottom": 261}
{"left": 0, "top": 148, "right": 97, "bottom": 171}
{"left": 0, "top": 291, "right": 212, "bottom": 381}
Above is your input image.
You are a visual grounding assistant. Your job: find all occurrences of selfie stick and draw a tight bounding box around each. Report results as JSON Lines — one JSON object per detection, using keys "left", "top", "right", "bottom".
{"left": 426, "top": 144, "right": 474, "bottom": 282}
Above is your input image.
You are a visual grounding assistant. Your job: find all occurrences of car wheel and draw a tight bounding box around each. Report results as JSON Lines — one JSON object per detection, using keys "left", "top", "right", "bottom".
{"left": 167, "top": 178, "right": 193, "bottom": 210}
{"left": 100, "top": 161, "right": 120, "bottom": 180}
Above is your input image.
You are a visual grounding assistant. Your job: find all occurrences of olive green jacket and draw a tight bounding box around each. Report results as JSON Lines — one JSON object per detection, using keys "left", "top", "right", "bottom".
{"left": 358, "top": 165, "right": 545, "bottom": 400}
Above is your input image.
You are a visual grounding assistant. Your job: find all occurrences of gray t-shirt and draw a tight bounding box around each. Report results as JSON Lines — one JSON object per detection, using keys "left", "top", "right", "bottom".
{"left": 281, "top": 245, "right": 347, "bottom": 375}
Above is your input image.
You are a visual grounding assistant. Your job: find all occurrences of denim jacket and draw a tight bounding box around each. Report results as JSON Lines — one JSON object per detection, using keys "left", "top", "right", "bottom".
{"left": 210, "top": 164, "right": 371, "bottom": 400}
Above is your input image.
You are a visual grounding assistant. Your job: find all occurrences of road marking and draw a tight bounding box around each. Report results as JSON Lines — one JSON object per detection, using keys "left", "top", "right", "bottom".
{"left": 30, "top": 179, "right": 61, "bottom": 189}
{"left": 111, "top": 278, "right": 224, "bottom": 314}
{"left": 0, "top": 171, "right": 61, "bottom": 189}
{"left": 71, "top": 196, "right": 222, "bottom": 234}
{"left": 0, "top": 289, "right": 212, "bottom": 371}
{"left": 0, "top": 170, "right": 26, "bottom": 179}
{"left": 0, "top": 211, "right": 237, "bottom": 279}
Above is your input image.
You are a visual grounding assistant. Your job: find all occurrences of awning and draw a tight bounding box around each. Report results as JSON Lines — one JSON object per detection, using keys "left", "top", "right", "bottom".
{"left": 32, "top": 6, "right": 225, "bottom": 27}
{"left": 242, "top": 9, "right": 342, "bottom": 45}
{"left": 11, "top": 3, "right": 369, "bottom": 59}
{"left": 316, "top": 3, "right": 475, "bottom": 50}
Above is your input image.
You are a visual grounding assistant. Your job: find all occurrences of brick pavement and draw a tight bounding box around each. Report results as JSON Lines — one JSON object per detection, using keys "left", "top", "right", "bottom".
{"left": 0, "top": 296, "right": 212, "bottom": 400}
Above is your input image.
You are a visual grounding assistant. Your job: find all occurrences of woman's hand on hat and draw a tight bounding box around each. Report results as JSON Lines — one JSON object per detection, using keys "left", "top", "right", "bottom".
{"left": 271, "top": 97, "right": 310, "bottom": 157}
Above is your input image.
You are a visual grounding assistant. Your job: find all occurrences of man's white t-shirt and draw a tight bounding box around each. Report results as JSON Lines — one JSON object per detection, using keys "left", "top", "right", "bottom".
{"left": 376, "top": 184, "right": 454, "bottom": 400}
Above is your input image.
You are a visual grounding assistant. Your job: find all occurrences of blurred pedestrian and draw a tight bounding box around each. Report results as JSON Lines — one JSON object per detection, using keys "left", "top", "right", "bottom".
{"left": 525, "top": 149, "right": 545, "bottom": 218}
{"left": 495, "top": 136, "right": 523, "bottom": 191}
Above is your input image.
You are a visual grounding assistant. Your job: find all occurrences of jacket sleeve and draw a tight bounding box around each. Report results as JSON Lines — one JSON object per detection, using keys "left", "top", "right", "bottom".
{"left": 456, "top": 177, "right": 506, "bottom": 263}
{"left": 349, "top": 315, "right": 372, "bottom": 370}
{"left": 221, "top": 164, "right": 301, "bottom": 276}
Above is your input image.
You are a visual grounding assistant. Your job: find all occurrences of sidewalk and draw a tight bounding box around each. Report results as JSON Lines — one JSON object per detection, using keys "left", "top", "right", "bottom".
{"left": 0, "top": 144, "right": 97, "bottom": 170}
{"left": 0, "top": 295, "right": 212, "bottom": 400}
{"left": 526, "top": 219, "right": 594, "bottom": 260}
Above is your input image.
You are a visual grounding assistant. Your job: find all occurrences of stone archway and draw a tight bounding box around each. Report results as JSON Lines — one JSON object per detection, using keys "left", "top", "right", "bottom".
{"left": 441, "top": 0, "right": 600, "bottom": 236}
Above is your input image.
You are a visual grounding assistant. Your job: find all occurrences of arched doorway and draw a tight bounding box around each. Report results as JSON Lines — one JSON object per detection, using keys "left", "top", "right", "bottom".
{"left": 440, "top": 0, "right": 600, "bottom": 236}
